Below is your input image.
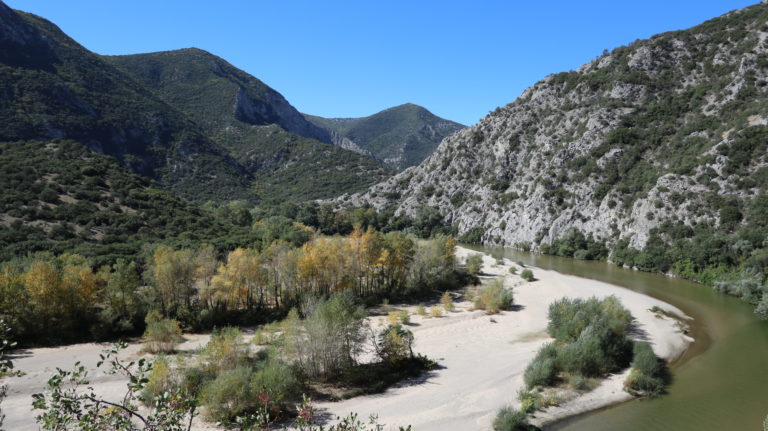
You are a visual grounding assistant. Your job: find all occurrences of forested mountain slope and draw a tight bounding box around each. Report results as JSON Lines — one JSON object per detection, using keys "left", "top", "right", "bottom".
{"left": 0, "top": 140, "right": 250, "bottom": 265}
{"left": 305, "top": 103, "right": 465, "bottom": 170}
{"left": 0, "top": 2, "right": 252, "bottom": 201}
{"left": 342, "top": 3, "right": 768, "bottom": 280}
{"left": 107, "top": 49, "right": 390, "bottom": 202}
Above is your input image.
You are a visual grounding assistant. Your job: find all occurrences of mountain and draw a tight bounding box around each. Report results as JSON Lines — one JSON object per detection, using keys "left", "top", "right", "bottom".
{"left": 341, "top": 3, "right": 768, "bottom": 275}
{"left": 0, "top": 2, "right": 252, "bottom": 202}
{"left": 0, "top": 139, "right": 243, "bottom": 265}
{"left": 305, "top": 104, "right": 465, "bottom": 171}
{"left": 107, "top": 48, "right": 390, "bottom": 202}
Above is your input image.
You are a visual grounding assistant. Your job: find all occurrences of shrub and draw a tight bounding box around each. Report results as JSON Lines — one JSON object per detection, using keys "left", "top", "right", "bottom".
{"left": 377, "top": 324, "right": 414, "bottom": 363}
{"left": 249, "top": 350, "right": 299, "bottom": 412}
{"left": 520, "top": 269, "right": 535, "bottom": 282}
{"left": 200, "top": 366, "right": 255, "bottom": 423}
{"left": 288, "top": 293, "right": 367, "bottom": 378}
{"left": 201, "top": 327, "right": 248, "bottom": 372}
{"left": 557, "top": 324, "right": 632, "bottom": 377}
{"left": 509, "top": 267, "right": 518, "bottom": 275}
{"left": 547, "top": 296, "right": 632, "bottom": 343}
{"left": 492, "top": 406, "right": 536, "bottom": 431}
{"left": 429, "top": 305, "right": 443, "bottom": 318}
{"left": 465, "top": 254, "right": 484, "bottom": 276}
{"left": 568, "top": 374, "right": 594, "bottom": 391}
{"left": 142, "top": 311, "right": 183, "bottom": 354}
{"left": 440, "top": 292, "right": 455, "bottom": 312}
{"left": 624, "top": 341, "right": 668, "bottom": 396}
{"left": 140, "top": 356, "right": 175, "bottom": 404}
{"left": 474, "top": 280, "right": 514, "bottom": 314}
{"left": 416, "top": 304, "right": 427, "bottom": 316}
{"left": 523, "top": 343, "right": 559, "bottom": 388}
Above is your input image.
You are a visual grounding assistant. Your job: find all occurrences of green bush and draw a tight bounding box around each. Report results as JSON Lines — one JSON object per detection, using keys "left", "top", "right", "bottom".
{"left": 547, "top": 296, "right": 632, "bottom": 343}
{"left": 377, "top": 324, "right": 415, "bottom": 363}
{"left": 142, "top": 311, "right": 183, "bottom": 354}
{"left": 624, "top": 341, "right": 668, "bottom": 396}
{"left": 557, "top": 324, "right": 632, "bottom": 377}
{"left": 474, "top": 280, "right": 514, "bottom": 314}
{"left": 249, "top": 350, "right": 299, "bottom": 411}
{"left": 466, "top": 253, "right": 484, "bottom": 276}
{"left": 523, "top": 343, "right": 559, "bottom": 388}
{"left": 493, "top": 406, "right": 537, "bottom": 431}
{"left": 520, "top": 269, "right": 534, "bottom": 282}
{"left": 200, "top": 366, "right": 255, "bottom": 423}
{"left": 201, "top": 327, "right": 248, "bottom": 372}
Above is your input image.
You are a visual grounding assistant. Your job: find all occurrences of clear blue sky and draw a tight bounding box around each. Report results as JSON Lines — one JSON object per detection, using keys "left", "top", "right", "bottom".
{"left": 7, "top": 0, "right": 757, "bottom": 125}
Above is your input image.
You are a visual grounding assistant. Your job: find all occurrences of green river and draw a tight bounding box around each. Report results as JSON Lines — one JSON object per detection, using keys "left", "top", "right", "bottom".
{"left": 472, "top": 245, "right": 768, "bottom": 431}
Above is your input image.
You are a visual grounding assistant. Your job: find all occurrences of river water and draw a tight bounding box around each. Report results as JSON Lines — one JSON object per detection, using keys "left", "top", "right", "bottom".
{"left": 471, "top": 245, "right": 768, "bottom": 431}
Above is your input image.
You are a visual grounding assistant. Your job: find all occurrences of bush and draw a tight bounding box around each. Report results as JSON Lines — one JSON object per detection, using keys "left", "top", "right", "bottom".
{"left": 200, "top": 366, "right": 255, "bottom": 423}
{"left": 492, "top": 406, "right": 537, "bottom": 431}
{"left": 288, "top": 293, "right": 367, "bottom": 378}
{"left": 377, "top": 324, "right": 414, "bottom": 363}
{"left": 429, "top": 305, "right": 443, "bottom": 318}
{"left": 141, "top": 356, "right": 175, "bottom": 404}
{"left": 201, "top": 327, "right": 248, "bottom": 372}
{"left": 557, "top": 324, "right": 632, "bottom": 377}
{"left": 416, "top": 304, "right": 427, "bottom": 316}
{"left": 547, "top": 296, "right": 632, "bottom": 343}
{"left": 142, "top": 311, "right": 183, "bottom": 354}
{"left": 523, "top": 343, "right": 559, "bottom": 388}
{"left": 474, "top": 280, "right": 514, "bottom": 314}
{"left": 465, "top": 254, "right": 484, "bottom": 276}
{"left": 520, "top": 269, "right": 535, "bottom": 282}
{"left": 249, "top": 350, "right": 299, "bottom": 412}
{"left": 568, "top": 374, "right": 594, "bottom": 391}
{"left": 440, "top": 292, "right": 455, "bottom": 312}
{"left": 624, "top": 341, "right": 668, "bottom": 396}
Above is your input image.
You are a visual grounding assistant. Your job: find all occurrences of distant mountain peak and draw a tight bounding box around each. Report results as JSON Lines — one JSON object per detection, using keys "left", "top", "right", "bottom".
{"left": 304, "top": 103, "right": 464, "bottom": 171}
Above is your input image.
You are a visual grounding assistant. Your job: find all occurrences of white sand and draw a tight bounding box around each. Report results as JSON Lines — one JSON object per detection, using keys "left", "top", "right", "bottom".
{"left": 312, "top": 246, "right": 692, "bottom": 430}
{"left": 0, "top": 247, "right": 692, "bottom": 431}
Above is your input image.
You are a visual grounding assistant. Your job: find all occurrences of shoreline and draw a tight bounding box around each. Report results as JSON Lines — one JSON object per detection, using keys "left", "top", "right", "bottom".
{"left": 314, "top": 246, "right": 693, "bottom": 430}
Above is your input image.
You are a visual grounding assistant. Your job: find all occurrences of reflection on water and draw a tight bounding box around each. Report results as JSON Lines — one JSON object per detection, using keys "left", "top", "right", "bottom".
{"left": 470, "top": 245, "right": 768, "bottom": 431}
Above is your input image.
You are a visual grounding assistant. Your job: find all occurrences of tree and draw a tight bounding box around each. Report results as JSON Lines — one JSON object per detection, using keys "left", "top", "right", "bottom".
{"left": 32, "top": 344, "right": 197, "bottom": 431}
{"left": 147, "top": 247, "right": 197, "bottom": 317}
{"left": 285, "top": 294, "right": 367, "bottom": 378}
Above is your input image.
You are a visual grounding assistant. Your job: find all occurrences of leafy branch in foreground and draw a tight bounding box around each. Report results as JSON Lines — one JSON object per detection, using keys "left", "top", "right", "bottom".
{"left": 0, "top": 318, "right": 23, "bottom": 430}
{"left": 31, "top": 343, "right": 197, "bottom": 431}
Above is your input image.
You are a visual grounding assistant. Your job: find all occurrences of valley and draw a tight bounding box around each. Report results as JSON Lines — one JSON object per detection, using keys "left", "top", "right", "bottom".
{"left": 1, "top": 1, "right": 767, "bottom": 430}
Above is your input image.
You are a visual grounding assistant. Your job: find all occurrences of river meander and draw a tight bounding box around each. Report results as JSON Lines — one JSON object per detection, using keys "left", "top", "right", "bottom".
{"left": 470, "top": 245, "right": 768, "bottom": 431}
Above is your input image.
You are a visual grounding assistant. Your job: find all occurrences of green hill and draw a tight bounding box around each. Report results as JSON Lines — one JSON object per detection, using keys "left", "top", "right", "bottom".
{"left": 0, "top": 3, "right": 252, "bottom": 202}
{"left": 0, "top": 139, "right": 255, "bottom": 266}
{"left": 107, "top": 49, "right": 391, "bottom": 202}
{"left": 305, "top": 104, "right": 464, "bottom": 170}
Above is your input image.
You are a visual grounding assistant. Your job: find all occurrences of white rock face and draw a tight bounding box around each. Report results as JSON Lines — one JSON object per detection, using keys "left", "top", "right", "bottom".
{"left": 336, "top": 3, "right": 768, "bottom": 252}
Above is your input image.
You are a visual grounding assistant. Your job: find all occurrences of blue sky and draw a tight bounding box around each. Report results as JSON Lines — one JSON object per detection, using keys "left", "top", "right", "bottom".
{"left": 7, "top": 0, "right": 757, "bottom": 125}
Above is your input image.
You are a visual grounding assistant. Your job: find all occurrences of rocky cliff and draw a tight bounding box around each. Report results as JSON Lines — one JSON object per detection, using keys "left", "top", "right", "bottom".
{"left": 340, "top": 3, "right": 768, "bottom": 253}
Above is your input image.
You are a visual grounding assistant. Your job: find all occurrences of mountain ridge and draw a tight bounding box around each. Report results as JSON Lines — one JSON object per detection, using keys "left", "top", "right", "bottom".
{"left": 304, "top": 103, "right": 464, "bottom": 170}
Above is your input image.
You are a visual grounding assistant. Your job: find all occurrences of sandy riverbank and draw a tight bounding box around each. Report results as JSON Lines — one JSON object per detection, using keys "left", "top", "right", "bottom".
{"left": 313, "top": 246, "right": 692, "bottom": 430}
{"left": 1, "top": 246, "right": 692, "bottom": 431}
